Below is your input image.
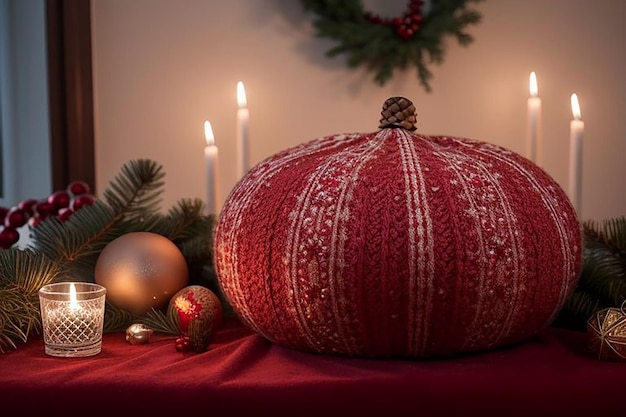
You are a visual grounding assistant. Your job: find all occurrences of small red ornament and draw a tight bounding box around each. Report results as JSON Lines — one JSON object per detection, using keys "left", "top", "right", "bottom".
{"left": 17, "top": 199, "right": 38, "bottom": 216}
{"left": 70, "top": 194, "right": 96, "bottom": 211}
{"left": 67, "top": 180, "right": 90, "bottom": 196}
{"left": 57, "top": 207, "right": 73, "bottom": 222}
{"left": 4, "top": 207, "right": 27, "bottom": 229}
{"left": 0, "top": 228, "right": 19, "bottom": 249}
{"left": 0, "top": 206, "right": 8, "bottom": 223}
{"left": 47, "top": 190, "right": 71, "bottom": 211}
{"left": 169, "top": 285, "right": 223, "bottom": 353}
{"left": 35, "top": 200, "right": 54, "bottom": 217}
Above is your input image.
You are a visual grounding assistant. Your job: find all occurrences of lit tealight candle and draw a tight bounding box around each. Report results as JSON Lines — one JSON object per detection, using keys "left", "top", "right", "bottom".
{"left": 236, "top": 81, "right": 249, "bottom": 179}
{"left": 526, "top": 71, "right": 542, "bottom": 165}
{"left": 204, "top": 120, "right": 219, "bottom": 214}
{"left": 569, "top": 93, "right": 584, "bottom": 215}
{"left": 69, "top": 282, "right": 80, "bottom": 311}
{"left": 38, "top": 282, "right": 107, "bottom": 358}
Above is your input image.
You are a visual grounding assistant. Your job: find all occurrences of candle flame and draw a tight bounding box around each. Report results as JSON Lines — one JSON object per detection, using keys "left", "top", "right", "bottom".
{"left": 69, "top": 283, "right": 79, "bottom": 311}
{"left": 204, "top": 120, "right": 214, "bottom": 146}
{"left": 529, "top": 72, "right": 538, "bottom": 97}
{"left": 237, "top": 81, "right": 247, "bottom": 108}
{"left": 571, "top": 93, "right": 582, "bottom": 120}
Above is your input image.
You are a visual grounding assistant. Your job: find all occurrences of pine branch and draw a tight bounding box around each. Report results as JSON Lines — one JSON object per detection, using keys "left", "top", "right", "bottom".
{"left": 103, "top": 302, "right": 179, "bottom": 335}
{"left": 0, "top": 249, "right": 61, "bottom": 352}
{"left": 0, "top": 158, "right": 219, "bottom": 352}
{"left": 102, "top": 158, "right": 165, "bottom": 222}
{"left": 556, "top": 216, "right": 626, "bottom": 331}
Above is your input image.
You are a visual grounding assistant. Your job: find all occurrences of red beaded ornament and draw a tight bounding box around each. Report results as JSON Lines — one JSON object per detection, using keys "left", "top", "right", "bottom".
{"left": 214, "top": 97, "right": 582, "bottom": 358}
{"left": 364, "top": 0, "right": 424, "bottom": 41}
{"left": 0, "top": 180, "right": 95, "bottom": 249}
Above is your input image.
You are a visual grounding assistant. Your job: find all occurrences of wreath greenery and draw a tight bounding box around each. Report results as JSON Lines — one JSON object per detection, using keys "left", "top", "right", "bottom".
{"left": 300, "top": 0, "right": 484, "bottom": 91}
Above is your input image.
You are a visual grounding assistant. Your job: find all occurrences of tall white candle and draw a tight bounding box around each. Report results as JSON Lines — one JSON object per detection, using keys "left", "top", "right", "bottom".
{"left": 568, "top": 93, "right": 584, "bottom": 216}
{"left": 236, "top": 81, "right": 249, "bottom": 179}
{"left": 526, "top": 71, "right": 542, "bottom": 165}
{"left": 204, "top": 120, "right": 219, "bottom": 214}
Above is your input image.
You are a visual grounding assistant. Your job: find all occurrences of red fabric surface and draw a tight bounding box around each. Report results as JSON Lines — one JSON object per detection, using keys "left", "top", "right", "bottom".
{"left": 0, "top": 319, "right": 623, "bottom": 417}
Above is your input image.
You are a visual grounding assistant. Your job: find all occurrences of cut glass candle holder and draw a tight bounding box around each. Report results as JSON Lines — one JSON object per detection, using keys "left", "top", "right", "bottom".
{"left": 38, "top": 282, "right": 107, "bottom": 358}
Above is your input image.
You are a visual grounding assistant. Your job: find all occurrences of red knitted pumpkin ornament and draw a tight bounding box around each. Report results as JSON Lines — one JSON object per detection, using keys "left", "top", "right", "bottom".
{"left": 214, "top": 97, "right": 582, "bottom": 358}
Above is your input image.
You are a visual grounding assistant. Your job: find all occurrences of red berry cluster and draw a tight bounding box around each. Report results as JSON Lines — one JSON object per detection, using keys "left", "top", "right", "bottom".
{"left": 174, "top": 335, "right": 191, "bottom": 352}
{"left": 0, "top": 181, "right": 96, "bottom": 249}
{"left": 364, "top": 0, "right": 424, "bottom": 41}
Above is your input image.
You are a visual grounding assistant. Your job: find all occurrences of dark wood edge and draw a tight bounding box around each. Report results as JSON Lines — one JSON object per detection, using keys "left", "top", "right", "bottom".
{"left": 46, "top": 0, "right": 95, "bottom": 194}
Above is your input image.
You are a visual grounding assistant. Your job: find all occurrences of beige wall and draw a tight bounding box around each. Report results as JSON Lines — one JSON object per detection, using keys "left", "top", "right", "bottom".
{"left": 91, "top": 0, "right": 626, "bottom": 222}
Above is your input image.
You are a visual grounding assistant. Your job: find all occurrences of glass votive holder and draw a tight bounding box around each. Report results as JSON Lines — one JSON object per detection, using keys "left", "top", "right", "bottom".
{"left": 38, "top": 282, "right": 107, "bottom": 358}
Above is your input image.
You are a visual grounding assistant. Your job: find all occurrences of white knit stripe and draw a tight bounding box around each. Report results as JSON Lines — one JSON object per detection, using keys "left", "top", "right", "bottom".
{"left": 221, "top": 133, "right": 363, "bottom": 338}
{"left": 438, "top": 152, "right": 489, "bottom": 349}
{"left": 288, "top": 134, "right": 385, "bottom": 353}
{"left": 281, "top": 134, "right": 366, "bottom": 348}
{"left": 395, "top": 132, "right": 418, "bottom": 353}
{"left": 474, "top": 145, "right": 576, "bottom": 325}
{"left": 484, "top": 166, "right": 522, "bottom": 344}
{"left": 286, "top": 157, "right": 333, "bottom": 349}
{"left": 396, "top": 131, "right": 434, "bottom": 355}
{"left": 438, "top": 139, "right": 524, "bottom": 347}
{"left": 469, "top": 154, "right": 522, "bottom": 345}
{"left": 329, "top": 135, "right": 387, "bottom": 353}
{"left": 404, "top": 133, "right": 436, "bottom": 354}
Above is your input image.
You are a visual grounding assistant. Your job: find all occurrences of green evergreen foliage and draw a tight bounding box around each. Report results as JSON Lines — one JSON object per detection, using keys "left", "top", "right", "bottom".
{"left": 300, "top": 0, "right": 483, "bottom": 91}
{"left": 554, "top": 217, "right": 626, "bottom": 331}
{"left": 0, "top": 159, "right": 220, "bottom": 352}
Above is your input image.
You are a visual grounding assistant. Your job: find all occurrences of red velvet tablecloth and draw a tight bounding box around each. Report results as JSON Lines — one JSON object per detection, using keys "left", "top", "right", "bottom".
{"left": 0, "top": 319, "right": 623, "bottom": 417}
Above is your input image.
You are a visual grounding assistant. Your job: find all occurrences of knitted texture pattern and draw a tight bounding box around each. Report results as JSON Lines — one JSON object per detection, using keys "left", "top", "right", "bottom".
{"left": 214, "top": 128, "right": 582, "bottom": 358}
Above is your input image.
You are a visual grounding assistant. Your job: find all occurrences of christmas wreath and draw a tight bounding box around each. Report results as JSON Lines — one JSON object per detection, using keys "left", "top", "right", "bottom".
{"left": 300, "top": 0, "right": 484, "bottom": 91}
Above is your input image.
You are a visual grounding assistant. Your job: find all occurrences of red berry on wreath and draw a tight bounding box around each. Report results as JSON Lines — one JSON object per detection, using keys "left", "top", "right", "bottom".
{"left": 17, "top": 199, "right": 38, "bottom": 217}
{"left": 70, "top": 193, "right": 96, "bottom": 211}
{"left": 48, "top": 190, "right": 71, "bottom": 211}
{"left": 0, "top": 206, "right": 9, "bottom": 223}
{"left": 4, "top": 207, "right": 27, "bottom": 229}
{"left": 0, "top": 227, "right": 19, "bottom": 248}
{"left": 57, "top": 207, "right": 73, "bottom": 222}
{"left": 409, "top": 0, "right": 423, "bottom": 12}
{"left": 35, "top": 200, "right": 54, "bottom": 217}
{"left": 67, "top": 180, "right": 90, "bottom": 196}
{"left": 28, "top": 216, "right": 42, "bottom": 228}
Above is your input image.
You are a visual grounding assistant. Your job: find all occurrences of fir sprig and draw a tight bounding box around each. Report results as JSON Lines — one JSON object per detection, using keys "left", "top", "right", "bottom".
{"left": 554, "top": 216, "right": 626, "bottom": 331}
{"left": 103, "top": 302, "right": 179, "bottom": 335}
{"left": 0, "top": 249, "right": 61, "bottom": 352}
{"left": 300, "top": 0, "right": 483, "bottom": 90}
{"left": 0, "top": 159, "right": 220, "bottom": 352}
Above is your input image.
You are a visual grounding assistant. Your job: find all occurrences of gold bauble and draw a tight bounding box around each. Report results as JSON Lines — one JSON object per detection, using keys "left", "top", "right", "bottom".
{"left": 587, "top": 306, "right": 626, "bottom": 361}
{"left": 125, "top": 323, "right": 154, "bottom": 345}
{"left": 94, "top": 232, "right": 189, "bottom": 315}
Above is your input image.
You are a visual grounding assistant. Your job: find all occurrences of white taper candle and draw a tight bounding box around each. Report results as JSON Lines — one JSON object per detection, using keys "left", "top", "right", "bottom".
{"left": 204, "top": 120, "right": 219, "bottom": 214}
{"left": 236, "top": 81, "right": 249, "bottom": 179}
{"left": 568, "top": 93, "right": 583, "bottom": 216}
